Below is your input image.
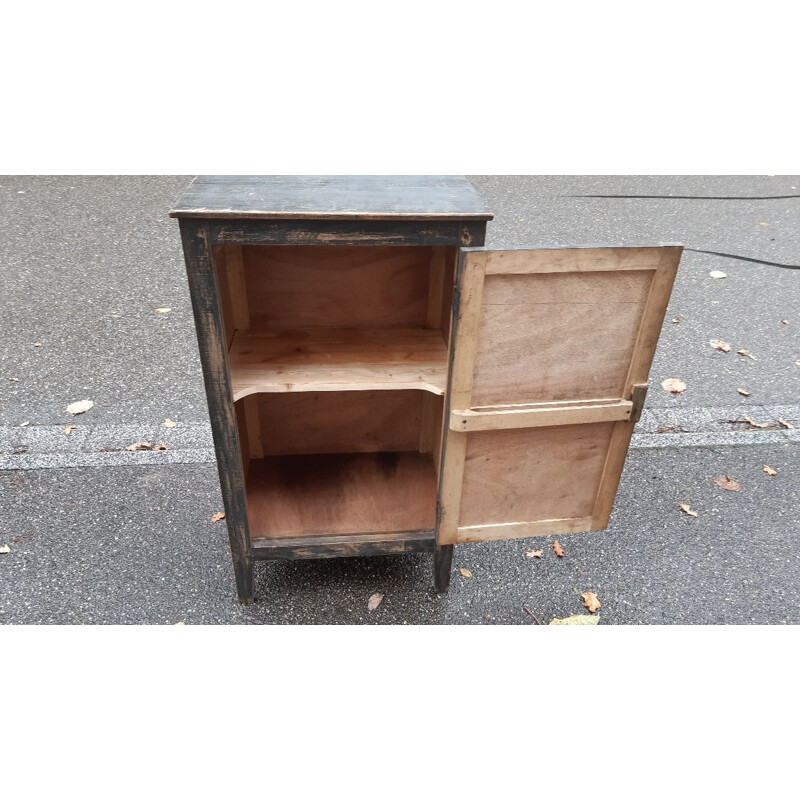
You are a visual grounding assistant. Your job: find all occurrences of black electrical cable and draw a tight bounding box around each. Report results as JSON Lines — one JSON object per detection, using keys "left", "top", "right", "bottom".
{"left": 683, "top": 248, "right": 799, "bottom": 270}
{"left": 566, "top": 194, "right": 800, "bottom": 201}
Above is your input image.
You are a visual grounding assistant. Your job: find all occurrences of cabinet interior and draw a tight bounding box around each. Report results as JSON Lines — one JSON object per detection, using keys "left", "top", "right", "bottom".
{"left": 212, "top": 244, "right": 457, "bottom": 542}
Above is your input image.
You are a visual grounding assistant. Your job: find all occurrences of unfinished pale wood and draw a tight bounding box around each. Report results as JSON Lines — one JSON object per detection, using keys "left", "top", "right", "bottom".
{"left": 228, "top": 328, "right": 448, "bottom": 400}
{"left": 455, "top": 423, "right": 615, "bottom": 533}
{"left": 437, "top": 245, "right": 682, "bottom": 547}
{"left": 254, "top": 391, "right": 423, "bottom": 456}
{"left": 455, "top": 516, "right": 596, "bottom": 544}
{"left": 243, "top": 245, "right": 432, "bottom": 330}
{"left": 211, "top": 246, "right": 236, "bottom": 348}
{"left": 591, "top": 248, "right": 681, "bottom": 526}
{"left": 245, "top": 452, "right": 438, "bottom": 540}
{"left": 484, "top": 245, "right": 667, "bottom": 275}
{"left": 623, "top": 246, "right": 683, "bottom": 388}
{"left": 243, "top": 395, "right": 264, "bottom": 458}
{"left": 450, "top": 399, "right": 633, "bottom": 432}
{"left": 437, "top": 251, "right": 487, "bottom": 545}
{"left": 224, "top": 245, "right": 250, "bottom": 330}
{"left": 426, "top": 247, "right": 447, "bottom": 329}
{"left": 419, "top": 392, "right": 437, "bottom": 454}
{"left": 470, "top": 270, "right": 652, "bottom": 406}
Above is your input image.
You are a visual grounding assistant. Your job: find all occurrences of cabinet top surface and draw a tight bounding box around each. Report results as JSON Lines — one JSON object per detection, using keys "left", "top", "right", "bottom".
{"left": 169, "top": 175, "right": 493, "bottom": 221}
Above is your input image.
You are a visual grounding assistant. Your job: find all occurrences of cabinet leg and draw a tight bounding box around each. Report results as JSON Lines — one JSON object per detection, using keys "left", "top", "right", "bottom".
{"left": 434, "top": 545, "right": 454, "bottom": 593}
{"left": 234, "top": 558, "right": 255, "bottom": 605}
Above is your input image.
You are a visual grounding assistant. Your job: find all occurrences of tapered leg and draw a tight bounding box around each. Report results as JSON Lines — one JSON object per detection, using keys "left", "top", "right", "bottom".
{"left": 234, "top": 558, "right": 255, "bottom": 605}
{"left": 434, "top": 544, "right": 454, "bottom": 593}
{"left": 180, "top": 221, "right": 255, "bottom": 606}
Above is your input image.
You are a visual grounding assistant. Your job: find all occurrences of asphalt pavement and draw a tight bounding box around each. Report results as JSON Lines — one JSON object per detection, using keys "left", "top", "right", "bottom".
{"left": 1, "top": 175, "right": 798, "bottom": 624}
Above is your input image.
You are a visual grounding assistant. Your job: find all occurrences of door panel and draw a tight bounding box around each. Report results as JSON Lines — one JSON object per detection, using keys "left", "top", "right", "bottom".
{"left": 437, "top": 245, "right": 682, "bottom": 546}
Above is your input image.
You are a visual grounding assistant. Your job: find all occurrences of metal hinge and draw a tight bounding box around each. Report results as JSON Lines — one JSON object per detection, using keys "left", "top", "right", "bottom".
{"left": 629, "top": 383, "right": 649, "bottom": 424}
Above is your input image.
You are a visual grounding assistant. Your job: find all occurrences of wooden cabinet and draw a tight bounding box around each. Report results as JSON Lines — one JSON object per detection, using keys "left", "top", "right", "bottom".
{"left": 171, "top": 176, "right": 681, "bottom": 604}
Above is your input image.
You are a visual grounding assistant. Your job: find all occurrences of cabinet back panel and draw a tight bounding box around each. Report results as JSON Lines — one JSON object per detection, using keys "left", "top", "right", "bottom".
{"left": 252, "top": 390, "right": 423, "bottom": 456}
{"left": 242, "top": 245, "right": 432, "bottom": 329}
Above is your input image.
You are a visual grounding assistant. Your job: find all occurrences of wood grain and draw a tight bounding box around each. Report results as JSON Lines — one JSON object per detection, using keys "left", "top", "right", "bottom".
{"left": 470, "top": 270, "right": 652, "bottom": 406}
{"left": 436, "top": 245, "right": 682, "bottom": 548}
{"left": 252, "top": 530, "right": 435, "bottom": 560}
{"left": 179, "top": 221, "right": 254, "bottom": 603}
{"left": 253, "top": 390, "right": 424, "bottom": 456}
{"left": 243, "top": 245, "right": 432, "bottom": 330}
{"left": 207, "top": 219, "right": 487, "bottom": 247}
{"left": 246, "top": 452, "right": 438, "bottom": 539}
{"left": 449, "top": 399, "right": 633, "bottom": 431}
{"left": 170, "top": 175, "right": 493, "bottom": 221}
{"left": 484, "top": 245, "right": 666, "bottom": 274}
{"left": 455, "top": 516, "right": 596, "bottom": 544}
{"left": 436, "top": 250, "right": 487, "bottom": 547}
{"left": 456, "top": 423, "right": 616, "bottom": 533}
{"left": 228, "top": 328, "right": 448, "bottom": 399}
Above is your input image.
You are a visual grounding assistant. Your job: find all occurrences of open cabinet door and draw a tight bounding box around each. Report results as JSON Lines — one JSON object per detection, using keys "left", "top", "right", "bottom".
{"left": 437, "top": 244, "right": 682, "bottom": 546}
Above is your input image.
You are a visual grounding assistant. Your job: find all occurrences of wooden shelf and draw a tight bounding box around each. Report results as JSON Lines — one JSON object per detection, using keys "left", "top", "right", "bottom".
{"left": 229, "top": 328, "right": 448, "bottom": 400}
{"left": 246, "top": 452, "right": 438, "bottom": 541}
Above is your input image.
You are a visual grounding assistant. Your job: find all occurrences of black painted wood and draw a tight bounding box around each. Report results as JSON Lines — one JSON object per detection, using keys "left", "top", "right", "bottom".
{"left": 252, "top": 530, "right": 436, "bottom": 561}
{"left": 434, "top": 545, "right": 454, "bottom": 593}
{"left": 207, "top": 218, "right": 487, "bottom": 247}
{"left": 179, "top": 220, "right": 254, "bottom": 605}
{"left": 173, "top": 176, "right": 496, "bottom": 601}
{"left": 170, "top": 175, "right": 493, "bottom": 221}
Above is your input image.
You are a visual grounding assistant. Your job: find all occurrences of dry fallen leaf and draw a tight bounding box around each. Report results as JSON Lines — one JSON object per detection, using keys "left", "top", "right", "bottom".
{"left": 671, "top": 316, "right": 680, "bottom": 324}
{"left": 34, "top": 342, "right": 42, "bottom": 347}
{"left": 458, "top": 567, "right": 473, "bottom": 578}
{"left": 64, "top": 424, "right": 75, "bottom": 436}
{"left": 155, "top": 307, "right": 172, "bottom": 314}
{"left": 709, "top": 270, "right": 727, "bottom": 279}
{"left": 125, "top": 441, "right": 154, "bottom": 451}
{"left": 737, "top": 349, "right": 756, "bottom": 360}
{"left": 679, "top": 503, "right": 699, "bottom": 517}
{"left": 368, "top": 592, "right": 384, "bottom": 611}
{"left": 661, "top": 378, "right": 686, "bottom": 394}
{"left": 550, "top": 615, "right": 599, "bottom": 626}
{"left": 66, "top": 400, "right": 94, "bottom": 415}
{"left": 763, "top": 465, "right": 778, "bottom": 476}
{"left": 211, "top": 511, "right": 226, "bottom": 523}
{"left": 709, "top": 339, "right": 731, "bottom": 353}
{"left": 741, "top": 417, "right": 770, "bottom": 429}
{"left": 0, "top": 545, "right": 11, "bottom": 555}
{"left": 713, "top": 475, "right": 741, "bottom": 492}
{"left": 736, "top": 388, "right": 751, "bottom": 397}
{"left": 581, "top": 592, "right": 601, "bottom": 613}
{"left": 163, "top": 418, "right": 177, "bottom": 428}
{"left": 174, "top": 621, "right": 186, "bottom": 626}
{"left": 526, "top": 549, "right": 544, "bottom": 559}
{"left": 781, "top": 319, "right": 789, "bottom": 325}
{"left": 777, "top": 419, "right": 794, "bottom": 429}
{"left": 553, "top": 540, "right": 565, "bottom": 558}
{"left": 152, "top": 444, "right": 169, "bottom": 451}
